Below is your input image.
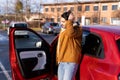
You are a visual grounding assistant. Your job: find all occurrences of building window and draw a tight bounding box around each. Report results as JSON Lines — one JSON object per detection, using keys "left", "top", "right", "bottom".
{"left": 101, "top": 17, "right": 107, "bottom": 23}
{"left": 93, "top": 17, "right": 98, "bottom": 23}
{"left": 70, "top": 7, "right": 74, "bottom": 11}
{"left": 112, "top": 5, "right": 118, "bottom": 10}
{"left": 85, "top": 6, "right": 90, "bottom": 11}
{"left": 85, "top": 18, "right": 91, "bottom": 25}
{"left": 111, "top": 18, "right": 120, "bottom": 25}
{"left": 102, "top": 5, "right": 107, "bottom": 11}
{"left": 94, "top": 6, "right": 98, "bottom": 11}
{"left": 111, "top": 18, "right": 116, "bottom": 24}
{"left": 45, "top": 8, "right": 49, "bottom": 12}
{"left": 78, "top": 6, "right": 82, "bottom": 11}
{"left": 51, "top": 8, "right": 54, "bottom": 12}
{"left": 57, "top": 8, "right": 61, "bottom": 12}
{"left": 64, "top": 7, "right": 67, "bottom": 11}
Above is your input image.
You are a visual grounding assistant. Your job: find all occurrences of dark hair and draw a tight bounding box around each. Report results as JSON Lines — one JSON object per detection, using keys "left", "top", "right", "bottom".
{"left": 61, "top": 10, "right": 71, "bottom": 20}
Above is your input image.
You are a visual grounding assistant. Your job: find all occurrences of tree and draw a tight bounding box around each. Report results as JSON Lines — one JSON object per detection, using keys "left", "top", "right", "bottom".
{"left": 28, "top": 0, "right": 45, "bottom": 28}
{"left": 15, "top": 0, "right": 23, "bottom": 13}
{"left": 15, "top": 0, "right": 24, "bottom": 21}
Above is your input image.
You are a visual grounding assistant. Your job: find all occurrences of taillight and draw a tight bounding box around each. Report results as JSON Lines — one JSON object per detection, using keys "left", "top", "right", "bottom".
{"left": 118, "top": 74, "right": 120, "bottom": 80}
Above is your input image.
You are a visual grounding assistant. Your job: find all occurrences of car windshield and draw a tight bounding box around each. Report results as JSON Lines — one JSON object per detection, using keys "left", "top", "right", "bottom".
{"left": 14, "top": 23, "right": 27, "bottom": 28}
{"left": 116, "top": 39, "right": 120, "bottom": 52}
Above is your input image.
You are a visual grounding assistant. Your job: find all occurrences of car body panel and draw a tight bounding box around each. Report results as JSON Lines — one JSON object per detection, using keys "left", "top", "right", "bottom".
{"left": 80, "top": 26, "right": 120, "bottom": 80}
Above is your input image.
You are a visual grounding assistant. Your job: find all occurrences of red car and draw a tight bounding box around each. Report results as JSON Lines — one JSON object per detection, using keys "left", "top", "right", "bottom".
{"left": 9, "top": 25, "right": 120, "bottom": 80}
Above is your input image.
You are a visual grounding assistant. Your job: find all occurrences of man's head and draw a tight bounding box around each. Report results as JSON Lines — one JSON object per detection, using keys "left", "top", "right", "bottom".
{"left": 61, "top": 10, "right": 71, "bottom": 20}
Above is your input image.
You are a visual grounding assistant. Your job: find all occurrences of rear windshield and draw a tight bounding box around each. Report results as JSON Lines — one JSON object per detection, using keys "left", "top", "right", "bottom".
{"left": 116, "top": 39, "right": 120, "bottom": 51}
{"left": 14, "top": 23, "right": 27, "bottom": 28}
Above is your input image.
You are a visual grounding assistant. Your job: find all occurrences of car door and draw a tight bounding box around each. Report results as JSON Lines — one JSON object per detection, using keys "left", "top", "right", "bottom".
{"left": 9, "top": 28, "right": 55, "bottom": 80}
{"left": 80, "top": 30, "right": 105, "bottom": 80}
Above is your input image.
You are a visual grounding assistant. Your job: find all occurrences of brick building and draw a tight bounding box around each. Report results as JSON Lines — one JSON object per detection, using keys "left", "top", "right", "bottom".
{"left": 43, "top": 0, "right": 120, "bottom": 25}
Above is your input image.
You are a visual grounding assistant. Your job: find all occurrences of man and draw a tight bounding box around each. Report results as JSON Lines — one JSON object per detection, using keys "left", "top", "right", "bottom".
{"left": 56, "top": 10, "right": 82, "bottom": 80}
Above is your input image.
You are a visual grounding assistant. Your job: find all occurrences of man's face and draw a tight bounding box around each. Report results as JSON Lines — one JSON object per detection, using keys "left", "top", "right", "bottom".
{"left": 61, "top": 17, "right": 66, "bottom": 28}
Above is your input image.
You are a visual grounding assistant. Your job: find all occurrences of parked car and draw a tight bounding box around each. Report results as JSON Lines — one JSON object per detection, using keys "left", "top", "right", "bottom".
{"left": 9, "top": 25, "right": 120, "bottom": 80}
{"left": 7, "top": 22, "right": 28, "bottom": 36}
{"left": 41, "top": 22, "right": 61, "bottom": 34}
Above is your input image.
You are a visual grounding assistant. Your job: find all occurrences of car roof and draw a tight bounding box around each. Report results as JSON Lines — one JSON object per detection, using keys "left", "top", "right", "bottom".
{"left": 83, "top": 25, "right": 120, "bottom": 35}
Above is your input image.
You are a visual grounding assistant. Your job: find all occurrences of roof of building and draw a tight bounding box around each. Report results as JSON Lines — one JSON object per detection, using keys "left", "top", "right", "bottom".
{"left": 42, "top": 0, "right": 119, "bottom": 6}
{"left": 83, "top": 25, "right": 120, "bottom": 35}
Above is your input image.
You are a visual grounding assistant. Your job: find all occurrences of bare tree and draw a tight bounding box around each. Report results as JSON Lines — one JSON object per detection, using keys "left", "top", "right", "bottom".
{"left": 0, "top": 0, "right": 16, "bottom": 29}
{"left": 15, "top": 0, "right": 23, "bottom": 21}
{"left": 24, "top": 0, "right": 45, "bottom": 28}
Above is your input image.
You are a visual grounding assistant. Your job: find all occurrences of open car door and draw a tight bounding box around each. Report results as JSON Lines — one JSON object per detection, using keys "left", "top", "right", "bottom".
{"left": 9, "top": 28, "right": 56, "bottom": 80}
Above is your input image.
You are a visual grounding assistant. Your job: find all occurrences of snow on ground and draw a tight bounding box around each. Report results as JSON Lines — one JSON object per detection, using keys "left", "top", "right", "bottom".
{"left": 0, "top": 35, "right": 8, "bottom": 41}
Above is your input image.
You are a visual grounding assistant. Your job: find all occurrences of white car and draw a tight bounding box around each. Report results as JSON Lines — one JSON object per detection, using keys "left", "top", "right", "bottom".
{"left": 7, "top": 22, "right": 28, "bottom": 36}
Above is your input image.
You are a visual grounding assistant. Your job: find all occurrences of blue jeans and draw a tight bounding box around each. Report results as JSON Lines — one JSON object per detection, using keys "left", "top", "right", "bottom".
{"left": 58, "top": 62, "right": 78, "bottom": 80}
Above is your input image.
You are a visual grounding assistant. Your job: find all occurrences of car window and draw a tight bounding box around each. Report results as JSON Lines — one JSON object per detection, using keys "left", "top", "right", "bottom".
{"left": 15, "top": 30, "right": 42, "bottom": 49}
{"left": 116, "top": 39, "right": 120, "bottom": 52}
{"left": 14, "top": 23, "right": 27, "bottom": 28}
{"left": 50, "top": 23, "right": 59, "bottom": 26}
{"left": 44, "top": 23, "right": 50, "bottom": 27}
{"left": 82, "top": 31, "right": 104, "bottom": 58}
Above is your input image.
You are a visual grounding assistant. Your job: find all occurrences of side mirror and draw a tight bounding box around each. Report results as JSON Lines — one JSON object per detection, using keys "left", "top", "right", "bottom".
{"left": 35, "top": 41, "right": 42, "bottom": 48}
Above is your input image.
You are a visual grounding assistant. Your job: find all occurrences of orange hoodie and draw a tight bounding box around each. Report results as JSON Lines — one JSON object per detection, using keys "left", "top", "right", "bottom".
{"left": 56, "top": 20, "right": 82, "bottom": 64}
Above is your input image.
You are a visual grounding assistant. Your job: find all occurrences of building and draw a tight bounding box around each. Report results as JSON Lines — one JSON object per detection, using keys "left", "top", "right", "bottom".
{"left": 43, "top": 0, "right": 120, "bottom": 25}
